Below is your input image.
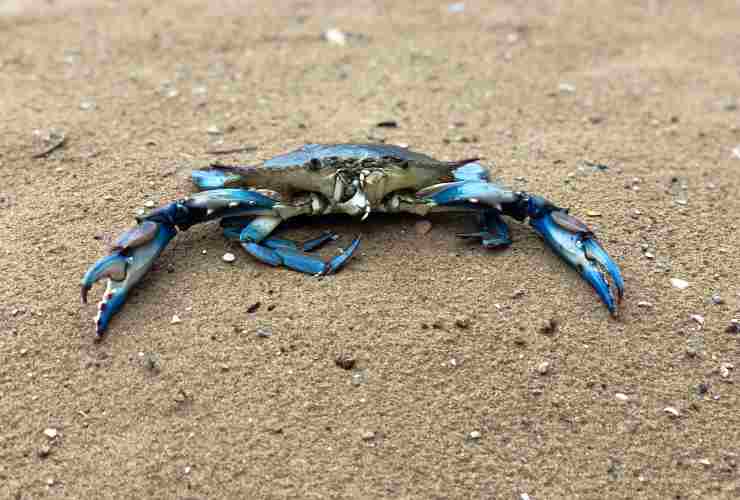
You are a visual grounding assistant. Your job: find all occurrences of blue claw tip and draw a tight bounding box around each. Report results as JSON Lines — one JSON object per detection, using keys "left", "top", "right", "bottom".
{"left": 81, "top": 254, "right": 127, "bottom": 304}
{"left": 530, "top": 211, "right": 623, "bottom": 315}
{"left": 583, "top": 238, "right": 624, "bottom": 301}
{"left": 95, "top": 287, "right": 129, "bottom": 338}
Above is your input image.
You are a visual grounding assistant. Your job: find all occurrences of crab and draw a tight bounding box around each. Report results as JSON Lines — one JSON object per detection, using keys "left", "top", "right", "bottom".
{"left": 82, "top": 143, "right": 624, "bottom": 337}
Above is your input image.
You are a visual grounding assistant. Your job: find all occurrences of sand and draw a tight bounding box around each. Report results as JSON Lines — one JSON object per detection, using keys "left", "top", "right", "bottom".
{"left": 1, "top": 1, "right": 739, "bottom": 498}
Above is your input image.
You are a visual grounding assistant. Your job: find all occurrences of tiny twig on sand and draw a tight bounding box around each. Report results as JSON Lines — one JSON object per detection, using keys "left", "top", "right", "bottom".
{"left": 205, "top": 145, "right": 257, "bottom": 155}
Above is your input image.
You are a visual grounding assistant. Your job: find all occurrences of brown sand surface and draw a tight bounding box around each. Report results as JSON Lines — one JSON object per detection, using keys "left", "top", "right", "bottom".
{"left": 2, "top": 1, "right": 740, "bottom": 498}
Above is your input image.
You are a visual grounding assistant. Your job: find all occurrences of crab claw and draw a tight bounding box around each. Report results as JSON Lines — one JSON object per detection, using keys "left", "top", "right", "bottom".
{"left": 81, "top": 221, "right": 176, "bottom": 337}
{"left": 528, "top": 200, "right": 624, "bottom": 315}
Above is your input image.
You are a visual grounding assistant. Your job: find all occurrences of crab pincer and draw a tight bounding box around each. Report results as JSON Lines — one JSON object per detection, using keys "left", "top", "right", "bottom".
{"left": 526, "top": 196, "right": 624, "bottom": 314}
{"left": 418, "top": 176, "right": 624, "bottom": 315}
{"left": 81, "top": 219, "right": 177, "bottom": 337}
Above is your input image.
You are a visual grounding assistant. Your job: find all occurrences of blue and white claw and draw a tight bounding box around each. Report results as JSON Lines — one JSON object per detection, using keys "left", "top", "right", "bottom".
{"left": 81, "top": 220, "right": 176, "bottom": 337}
{"left": 81, "top": 190, "right": 279, "bottom": 337}
{"left": 418, "top": 178, "right": 624, "bottom": 316}
{"left": 527, "top": 197, "right": 624, "bottom": 315}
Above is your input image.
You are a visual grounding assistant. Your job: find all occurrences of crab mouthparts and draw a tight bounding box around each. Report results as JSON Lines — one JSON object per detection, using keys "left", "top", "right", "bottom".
{"left": 338, "top": 188, "right": 371, "bottom": 220}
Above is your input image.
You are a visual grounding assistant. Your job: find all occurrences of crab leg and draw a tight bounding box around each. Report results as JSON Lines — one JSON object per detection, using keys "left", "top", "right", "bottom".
{"left": 221, "top": 216, "right": 360, "bottom": 276}
{"left": 81, "top": 189, "right": 279, "bottom": 337}
{"left": 457, "top": 209, "right": 513, "bottom": 248}
{"left": 416, "top": 178, "right": 624, "bottom": 315}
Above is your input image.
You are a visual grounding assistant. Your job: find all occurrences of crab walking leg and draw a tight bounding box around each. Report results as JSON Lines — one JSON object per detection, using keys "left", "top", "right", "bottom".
{"left": 457, "top": 209, "right": 513, "bottom": 248}
{"left": 221, "top": 215, "right": 360, "bottom": 276}
{"left": 81, "top": 189, "right": 280, "bottom": 337}
{"left": 416, "top": 179, "right": 624, "bottom": 315}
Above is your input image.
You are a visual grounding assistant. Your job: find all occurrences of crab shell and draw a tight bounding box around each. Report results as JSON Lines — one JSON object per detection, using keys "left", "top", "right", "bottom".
{"left": 205, "top": 143, "right": 478, "bottom": 209}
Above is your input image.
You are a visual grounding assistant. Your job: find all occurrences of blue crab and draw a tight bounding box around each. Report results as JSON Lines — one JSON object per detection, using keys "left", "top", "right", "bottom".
{"left": 82, "top": 143, "right": 624, "bottom": 337}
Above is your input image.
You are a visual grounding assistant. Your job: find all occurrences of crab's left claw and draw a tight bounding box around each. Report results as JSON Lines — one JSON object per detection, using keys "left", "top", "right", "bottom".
{"left": 81, "top": 220, "right": 176, "bottom": 337}
{"left": 526, "top": 197, "right": 624, "bottom": 315}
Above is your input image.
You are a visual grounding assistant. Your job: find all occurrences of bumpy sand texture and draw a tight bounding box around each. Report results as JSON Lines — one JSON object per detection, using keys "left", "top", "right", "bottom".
{"left": 1, "top": 1, "right": 740, "bottom": 498}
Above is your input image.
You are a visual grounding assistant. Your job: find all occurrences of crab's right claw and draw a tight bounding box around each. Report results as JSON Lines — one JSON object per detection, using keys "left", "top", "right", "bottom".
{"left": 529, "top": 205, "right": 624, "bottom": 315}
{"left": 81, "top": 221, "right": 176, "bottom": 338}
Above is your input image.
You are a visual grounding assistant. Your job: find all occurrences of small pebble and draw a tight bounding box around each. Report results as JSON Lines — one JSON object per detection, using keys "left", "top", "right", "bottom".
{"left": 447, "top": 2, "right": 465, "bottom": 13}
{"left": 222, "top": 252, "right": 236, "bottom": 263}
{"left": 697, "top": 382, "right": 710, "bottom": 396}
{"left": 47, "top": 478, "right": 55, "bottom": 486}
{"left": 726, "top": 320, "right": 739, "bottom": 334}
{"left": 322, "top": 28, "right": 347, "bottom": 46}
{"left": 414, "top": 220, "right": 432, "bottom": 235}
{"left": 663, "top": 406, "right": 680, "bottom": 418}
{"left": 686, "top": 333, "right": 704, "bottom": 357}
{"left": 256, "top": 327, "right": 272, "bottom": 338}
{"left": 206, "top": 125, "right": 222, "bottom": 135}
{"left": 615, "top": 393, "right": 630, "bottom": 402}
{"left": 170, "top": 314, "right": 182, "bottom": 324}
{"left": 44, "top": 428, "right": 58, "bottom": 439}
{"left": 539, "top": 318, "right": 558, "bottom": 335}
{"left": 334, "top": 352, "right": 356, "bottom": 370}
{"left": 144, "top": 200, "right": 155, "bottom": 208}
{"left": 79, "top": 99, "right": 96, "bottom": 111}
{"left": 520, "top": 494, "right": 532, "bottom": 500}
{"left": 644, "top": 252, "right": 655, "bottom": 259}
{"left": 711, "top": 294, "right": 724, "bottom": 305}
{"left": 454, "top": 316, "right": 471, "bottom": 329}
{"left": 558, "top": 82, "right": 576, "bottom": 94}
{"left": 637, "top": 301, "right": 653, "bottom": 308}
{"left": 536, "top": 361, "right": 550, "bottom": 375}
{"left": 361, "top": 430, "right": 375, "bottom": 441}
{"left": 732, "top": 145, "right": 740, "bottom": 159}
{"left": 690, "top": 314, "right": 705, "bottom": 326}
{"left": 37, "top": 445, "right": 52, "bottom": 458}
{"left": 670, "top": 278, "right": 690, "bottom": 290}
{"left": 351, "top": 368, "right": 369, "bottom": 386}
{"left": 511, "top": 289, "right": 525, "bottom": 299}
{"left": 142, "top": 352, "right": 160, "bottom": 372}
{"left": 468, "top": 430, "right": 482, "bottom": 440}
{"left": 698, "top": 458, "right": 712, "bottom": 467}
{"left": 720, "top": 363, "right": 734, "bottom": 379}
{"left": 720, "top": 97, "right": 738, "bottom": 111}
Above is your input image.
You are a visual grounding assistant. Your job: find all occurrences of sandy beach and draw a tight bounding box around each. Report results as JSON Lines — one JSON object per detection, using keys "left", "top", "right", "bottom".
{"left": 1, "top": 1, "right": 739, "bottom": 498}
